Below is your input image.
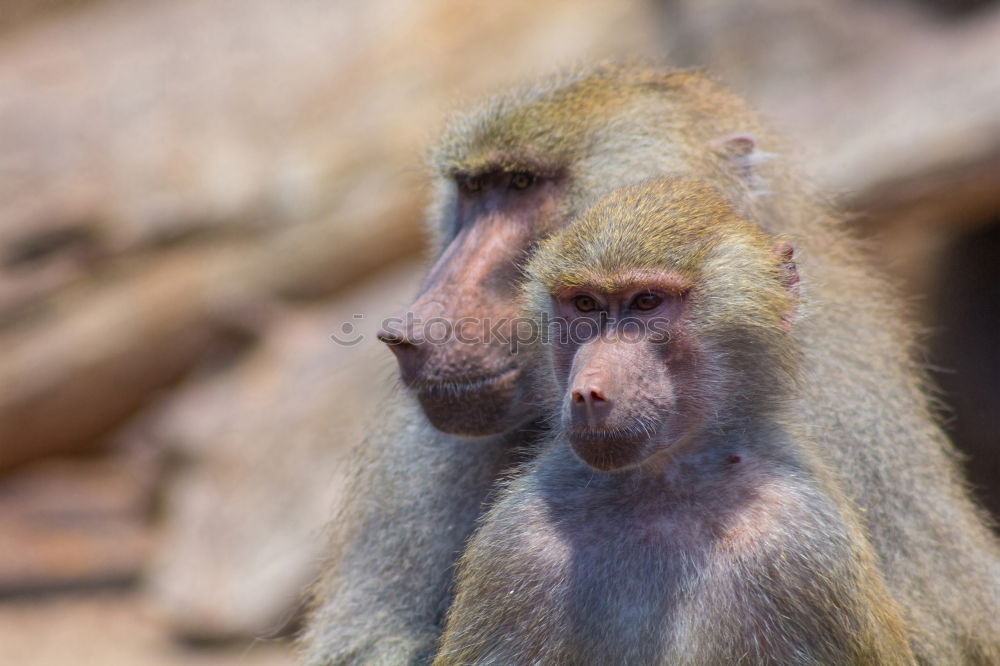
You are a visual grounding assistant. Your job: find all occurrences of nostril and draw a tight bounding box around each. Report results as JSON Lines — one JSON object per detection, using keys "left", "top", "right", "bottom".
{"left": 377, "top": 328, "right": 408, "bottom": 346}
{"left": 572, "top": 386, "right": 607, "bottom": 406}
{"left": 379, "top": 327, "right": 427, "bottom": 384}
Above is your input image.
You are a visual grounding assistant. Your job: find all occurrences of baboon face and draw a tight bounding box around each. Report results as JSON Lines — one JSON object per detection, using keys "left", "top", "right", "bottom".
{"left": 379, "top": 170, "right": 566, "bottom": 436}
{"left": 523, "top": 177, "right": 802, "bottom": 472}
{"left": 548, "top": 272, "right": 705, "bottom": 471}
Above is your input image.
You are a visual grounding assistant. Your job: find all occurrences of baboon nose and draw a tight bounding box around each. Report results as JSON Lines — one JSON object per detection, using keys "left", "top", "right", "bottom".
{"left": 378, "top": 327, "right": 426, "bottom": 383}
{"left": 570, "top": 384, "right": 613, "bottom": 427}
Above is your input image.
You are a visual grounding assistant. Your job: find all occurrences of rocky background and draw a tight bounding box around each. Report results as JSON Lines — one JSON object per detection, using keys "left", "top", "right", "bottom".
{"left": 0, "top": 0, "right": 997, "bottom": 663}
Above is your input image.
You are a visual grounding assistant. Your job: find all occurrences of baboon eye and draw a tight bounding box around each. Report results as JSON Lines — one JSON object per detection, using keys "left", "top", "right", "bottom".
{"left": 632, "top": 293, "right": 663, "bottom": 311}
{"left": 461, "top": 175, "right": 482, "bottom": 193}
{"left": 509, "top": 172, "right": 535, "bottom": 190}
{"left": 573, "top": 295, "right": 598, "bottom": 312}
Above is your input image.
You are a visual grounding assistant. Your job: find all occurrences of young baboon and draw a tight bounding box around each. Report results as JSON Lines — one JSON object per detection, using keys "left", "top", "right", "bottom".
{"left": 435, "top": 177, "right": 916, "bottom": 666}
{"left": 302, "top": 64, "right": 1000, "bottom": 665}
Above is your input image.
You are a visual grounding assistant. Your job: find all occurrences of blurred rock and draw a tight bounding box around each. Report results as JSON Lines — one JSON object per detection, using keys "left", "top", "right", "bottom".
{"left": 0, "top": 591, "right": 293, "bottom": 666}
{"left": 0, "top": 244, "right": 243, "bottom": 470}
{"left": 0, "top": 451, "right": 157, "bottom": 595}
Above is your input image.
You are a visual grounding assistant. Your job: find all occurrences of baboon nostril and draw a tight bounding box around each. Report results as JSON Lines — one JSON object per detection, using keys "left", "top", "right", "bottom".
{"left": 379, "top": 326, "right": 427, "bottom": 384}
{"left": 378, "top": 328, "right": 408, "bottom": 346}
{"left": 571, "top": 386, "right": 608, "bottom": 407}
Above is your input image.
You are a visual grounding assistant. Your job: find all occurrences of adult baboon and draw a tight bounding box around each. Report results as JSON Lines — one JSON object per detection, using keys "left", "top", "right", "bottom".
{"left": 436, "top": 177, "right": 915, "bottom": 665}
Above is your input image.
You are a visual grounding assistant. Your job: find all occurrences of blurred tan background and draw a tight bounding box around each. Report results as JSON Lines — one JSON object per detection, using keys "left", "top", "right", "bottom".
{"left": 0, "top": 0, "right": 998, "bottom": 664}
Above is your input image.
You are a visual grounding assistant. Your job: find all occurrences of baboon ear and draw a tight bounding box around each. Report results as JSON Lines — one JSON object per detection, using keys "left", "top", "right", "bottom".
{"left": 774, "top": 241, "right": 800, "bottom": 332}
{"left": 711, "top": 133, "right": 775, "bottom": 191}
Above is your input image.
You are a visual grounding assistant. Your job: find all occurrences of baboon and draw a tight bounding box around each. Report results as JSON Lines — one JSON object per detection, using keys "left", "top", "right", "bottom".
{"left": 435, "top": 177, "right": 916, "bottom": 665}
{"left": 301, "top": 64, "right": 1000, "bottom": 665}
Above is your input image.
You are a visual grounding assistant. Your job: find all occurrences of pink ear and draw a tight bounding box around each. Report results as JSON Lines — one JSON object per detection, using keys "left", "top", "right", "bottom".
{"left": 715, "top": 133, "right": 756, "bottom": 158}
{"left": 774, "top": 241, "right": 799, "bottom": 332}
{"left": 711, "top": 133, "right": 775, "bottom": 187}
